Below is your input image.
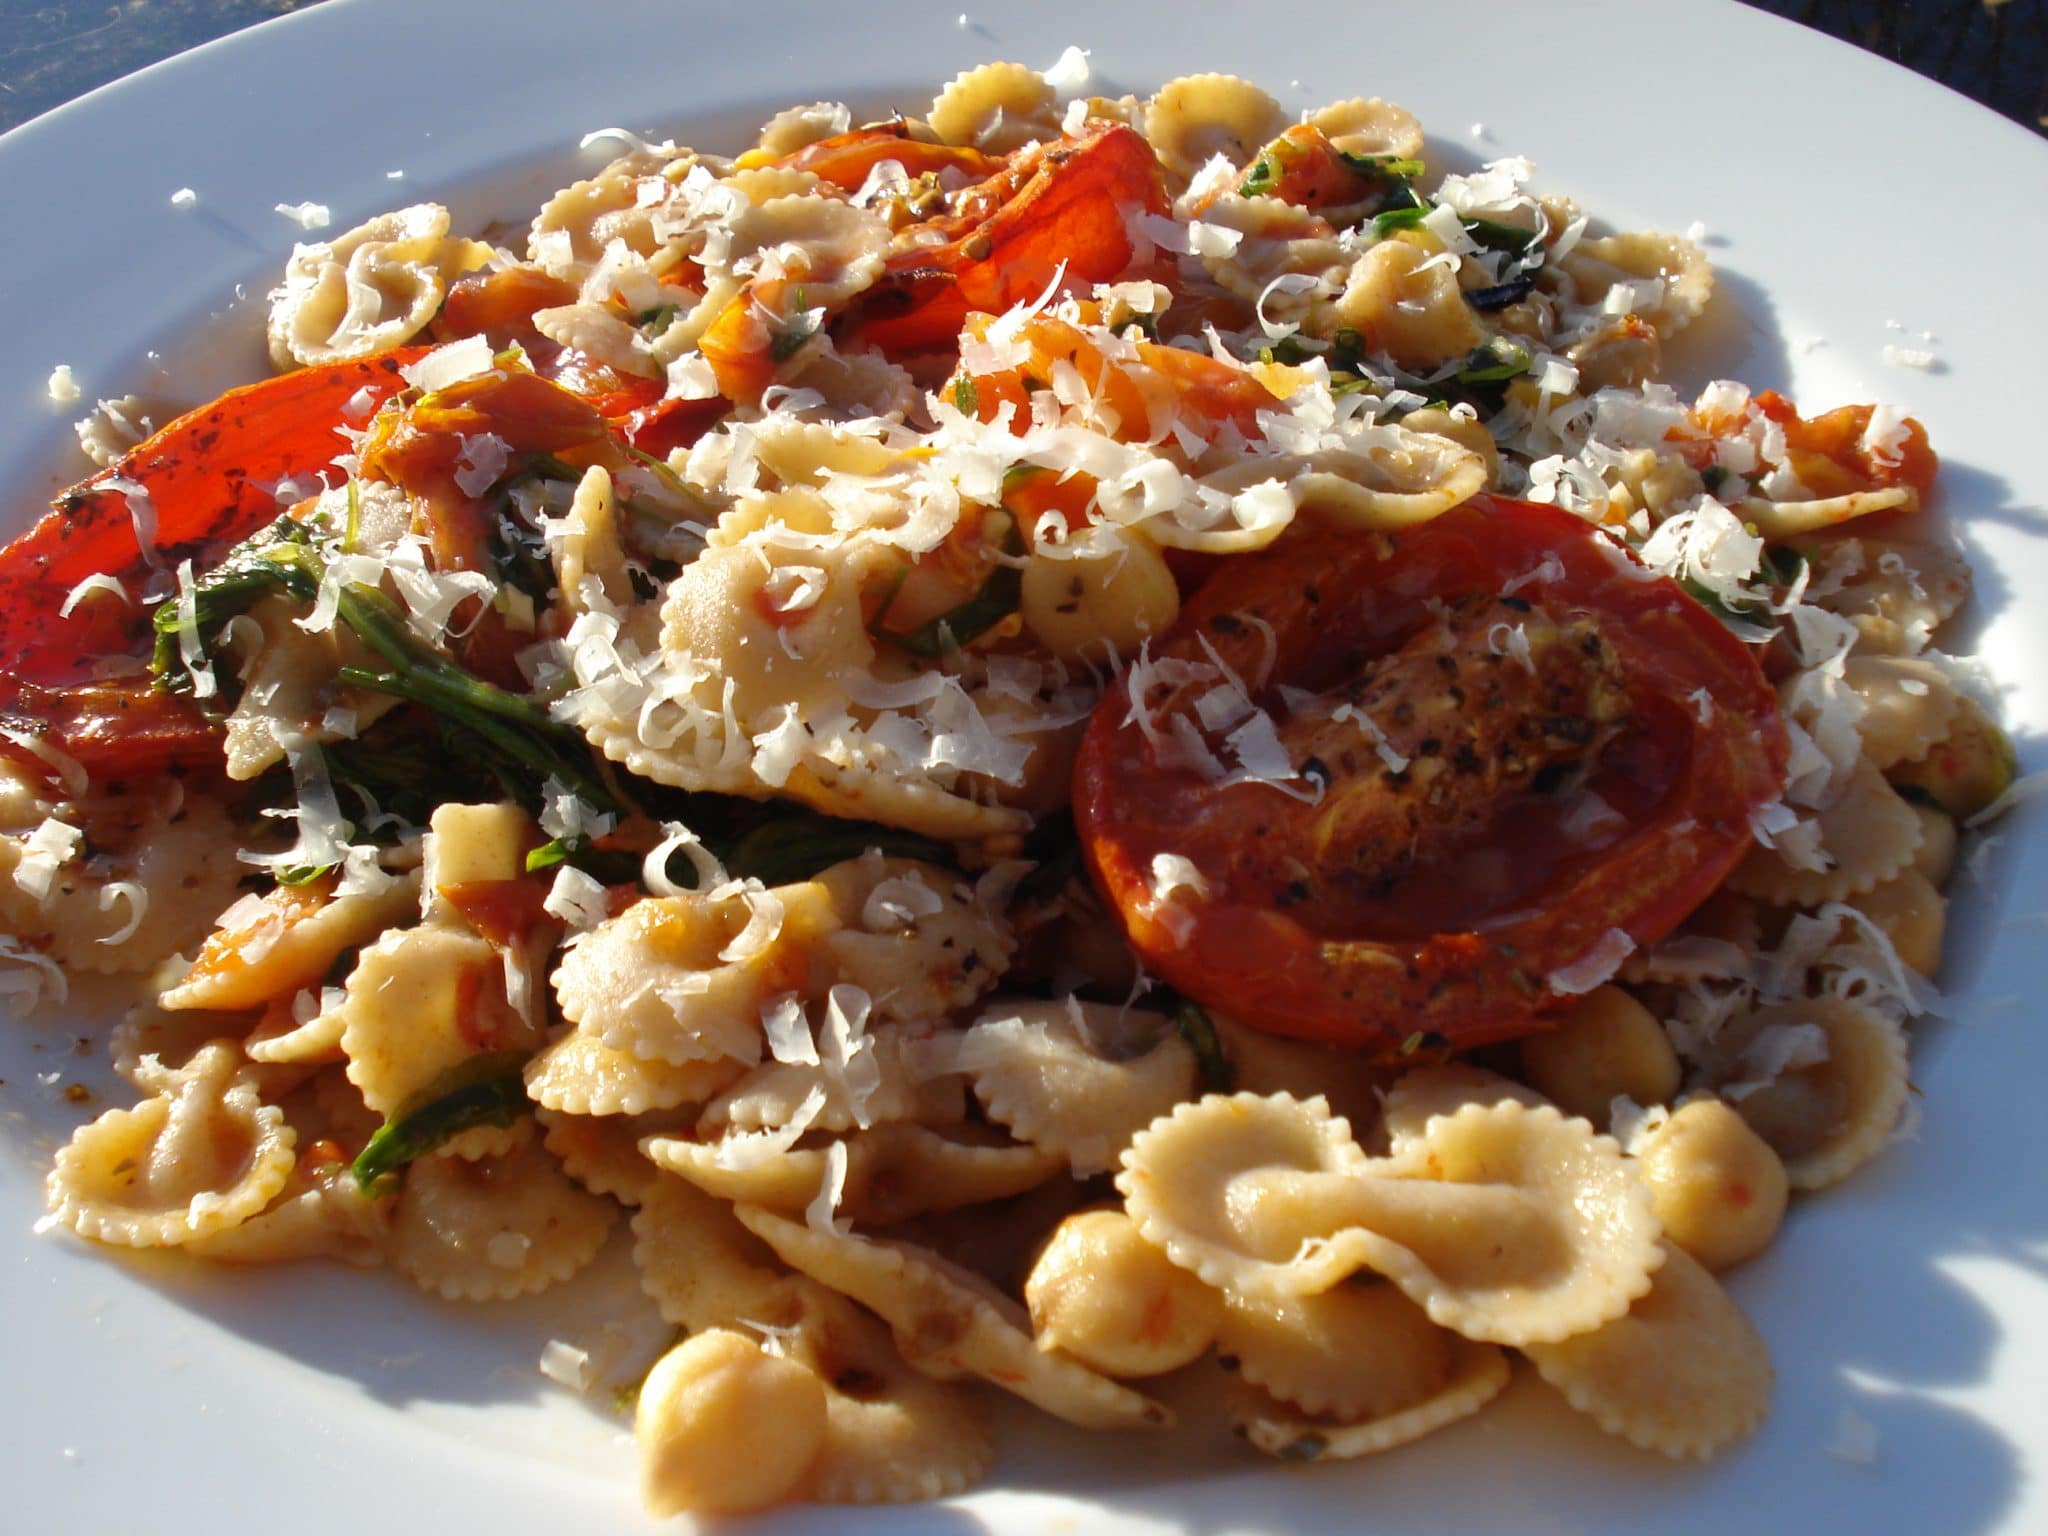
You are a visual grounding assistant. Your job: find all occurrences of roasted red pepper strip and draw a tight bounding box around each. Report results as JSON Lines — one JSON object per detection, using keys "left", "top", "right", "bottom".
{"left": 845, "top": 122, "right": 1168, "bottom": 355}
{"left": 0, "top": 350, "right": 423, "bottom": 683}
{"left": 1073, "top": 496, "right": 1789, "bottom": 1056}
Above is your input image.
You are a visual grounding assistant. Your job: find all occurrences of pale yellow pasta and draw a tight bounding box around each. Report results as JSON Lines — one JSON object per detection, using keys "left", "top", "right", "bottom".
{"left": 1802, "top": 533, "right": 1971, "bottom": 651}
{"left": 1377, "top": 1065, "right": 1548, "bottom": 1150}
{"left": 1687, "top": 995, "right": 1909, "bottom": 1191}
{"left": 1332, "top": 240, "right": 1487, "bottom": 371}
{"left": 550, "top": 880, "right": 839, "bottom": 1066}
{"left": 1523, "top": 1243, "right": 1773, "bottom": 1459}
{"left": 1024, "top": 1207, "right": 1224, "bottom": 1378}
{"left": 243, "top": 994, "right": 348, "bottom": 1066}
{"left": 757, "top": 1279, "right": 996, "bottom": 1506}
{"left": 182, "top": 1156, "right": 393, "bottom": 1267}
{"left": 1227, "top": 1339, "right": 1510, "bottom": 1461}
{"left": 753, "top": 101, "right": 852, "bottom": 158}
{"left": 1886, "top": 694, "right": 2018, "bottom": 819}
{"left": 1116, "top": 1091, "right": 1376, "bottom": 1298}
{"left": 1909, "top": 802, "right": 1960, "bottom": 887}
{"left": 957, "top": 998, "right": 1199, "bottom": 1175}
{"left": 1198, "top": 434, "right": 1488, "bottom": 533}
{"left": 811, "top": 855, "right": 1016, "bottom": 1022}
{"left": 1144, "top": 73, "right": 1287, "bottom": 181}
{"left": 340, "top": 924, "right": 542, "bottom": 1114}
{"left": 388, "top": 1134, "right": 614, "bottom": 1301}
{"left": 1728, "top": 757, "right": 1923, "bottom": 906}
{"left": 1632, "top": 1098, "right": 1788, "bottom": 1271}
{"left": 161, "top": 869, "right": 421, "bottom": 1013}
{"left": 721, "top": 165, "right": 828, "bottom": 206}
{"left": 929, "top": 62, "right": 1061, "bottom": 153}
{"left": 268, "top": 203, "right": 496, "bottom": 367}
{"left": 1741, "top": 487, "right": 1918, "bottom": 539}
{"left": 1, "top": 791, "right": 242, "bottom": 974}
{"left": 527, "top": 150, "right": 672, "bottom": 280}
{"left": 1842, "top": 655, "right": 1963, "bottom": 770}
{"left": 1554, "top": 230, "right": 1714, "bottom": 338}
{"left": 536, "top": 1105, "right": 691, "bottom": 1205}
{"left": 1307, "top": 96, "right": 1424, "bottom": 159}
{"left": 108, "top": 996, "right": 251, "bottom": 1087}
{"left": 637, "top": 1329, "right": 831, "bottom": 1516}
{"left": 1019, "top": 529, "right": 1182, "bottom": 663}
{"left": 1215, "top": 1277, "right": 1464, "bottom": 1423}
{"left": 46, "top": 1042, "right": 296, "bottom": 1247}
{"left": 643, "top": 1120, "right": 1065, "bottom": 1224}
{"left": 631, "top": 1173, "right": 784, "bottom": 1331}
{"left": 1842, "top": 867, "right": 1946, "bottom": 977}
{"left": 1517, "top": 985, "right": 1682, "bottom": 1126}
{"left": 524, "top": 1024, "right": 745, "bottom": 1116}
{"left": 702, "top": 1028, "right": 966, "bottom": 1135}
{"left": 734, "top": 1203, "right": 1174, "bottom": 1430}
{"left": 218, "top": 595, "right": 394, "bottom": 781}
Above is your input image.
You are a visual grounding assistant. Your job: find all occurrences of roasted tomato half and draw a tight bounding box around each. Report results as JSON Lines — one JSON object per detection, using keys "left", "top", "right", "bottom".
{"left": 1073, "top": 495, "right": 1788, "bottom": 1055}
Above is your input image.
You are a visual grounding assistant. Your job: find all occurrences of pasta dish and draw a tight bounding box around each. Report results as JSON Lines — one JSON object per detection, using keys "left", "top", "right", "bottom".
{"left": 0, "top": 56, "right": 2015, "bottom": 1517}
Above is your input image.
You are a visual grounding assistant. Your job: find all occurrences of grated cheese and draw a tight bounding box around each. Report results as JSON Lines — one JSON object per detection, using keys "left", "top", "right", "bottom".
{"left": 12, "top": 818, "right": 82, "bottom": 904}
{"left": 46, "top": 365, "right": 80, "bottom": 403}
{"left": 274, "top": 201, "right": 331, "bottom": 230}
{"left": 1546, "top": 928, "right": 1636, "bottom": 995}
{"left": 543, "top": 866, "right": 610, "bottom": 933}
{"left": 94, "top": 883, "right": 148, "bottom": 947}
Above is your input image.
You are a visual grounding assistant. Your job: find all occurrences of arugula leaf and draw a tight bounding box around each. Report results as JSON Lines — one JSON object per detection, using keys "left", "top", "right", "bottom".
{"left": 350, "top": 1051, "right": 533, "bottom": 1191}
{"left": 150, "top": 517, "right": 322, "bottom": 695}
{"left": 951, "top": 375, "right": 980, "bottom": 416}
{"left": 722, "top": 811, "right": 949, "bottom": 888}
{"left": 873, "top": 518, "right": 1024, "bottom": 659}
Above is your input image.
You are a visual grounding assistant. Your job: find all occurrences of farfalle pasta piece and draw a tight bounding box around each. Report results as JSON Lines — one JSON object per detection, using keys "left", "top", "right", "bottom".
{"left": 1523, "top": 1242, "right": 1772, "bottom": 1458}
{"left": 1727, "top": 757, "right": 1922, "bottom": 906}
{"left": 631, "top": 1173, "right": 785, "bottom": 1330}
{"left": 1800, "top": 534, "right": 1971, "bottom": 653}
{"left": 0, "top": 791, "right": 243, "bottom": 974}
{"left": 268, "top": 203, "right": 495, "bottom": 367}
{"left": 1306, "top": 97, "right": 1424, "bottom": 159}
{"left": 1145, "top": 73, "right": 1287, "bottom": 182}
{"left": 734, "top": 1204, "right": 1174, "bottom": 1431}
{"left": 46, "top": 1041, "right": 297, "bottom": 1247}
{"left": 643, "top": 1121, "right": 1064, "bottom": 1225}
{"left": 1555, "top": 230, "right": 1714, "bottom": 338}
{"left": 528, "top": 149, "right": 674, "bottom": 280}
{"left": 1685, "top": 995, "right": 1908, "bottom": 1191}
{"left": 1217, "top": 1276, "right": 1467, "bottom": 1422}
{"left": 340, "top": 923, "right": 543, "bottom": 1114}
{"left": 161, "top": 870, "right": 421, "bottom": 1013}
{"left": 1378, "top": 1065, "right": 1549, "bottom": 1151}
{"left": 753, "top": 101, "right": 852, "bottom": 158}
{"left": 1199, "top": 433, "right": 1488, "bottom": 534}
{"left": 524, "top": 1024, "right": 745, "bottom": 1116}
{"left": 949, "top": 998, "right": 1198, "bottom": 1175}
{"left": 550, "top": 880, "right": 838, "bottom": 1066}
{"left": 1842, "top": 655, "right": 1963, "bottom": 770}
{"left": 1227, "top": 1337, "right": 1510, "bottom": 1461}
{"left": 1844, "top": 868, "right": 1946, "bottom": 978}
{"left": 929, "top": 62, "right": 1061, "bottom": 153}
{"left": 1190, "top": 193, "right": 1349, "bottom": 317}
{"left": 388, "top": 1134, "right": 615, "bottom": 1301}
{"left": 1116, "top": 1091, "right": 1376, "bottom": 1298}
{"left": 536, "top": 1105, "right": 692, "bottom": 1205}
{"left": 1121, "top": 1095, "right": 1663, "bottom": 1345}
{"left": 183, "top": 1153, "right": 394, "bottom": 1267}
{"left": 812, "top": 855, "right": 1016, "bottom": 1023}
{"left": 702, "top": 1025, "right": 966, "bottom": 1135}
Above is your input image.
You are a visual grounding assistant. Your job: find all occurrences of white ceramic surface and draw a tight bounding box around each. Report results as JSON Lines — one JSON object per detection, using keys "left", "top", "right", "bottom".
{"left": 2, "top": 1, "right": 2045, "bottom": 1531}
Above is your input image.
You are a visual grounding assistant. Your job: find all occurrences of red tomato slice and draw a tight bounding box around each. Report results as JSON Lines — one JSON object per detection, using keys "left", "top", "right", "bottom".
{"left": 1073, "top": 495, "right": 1788, "bottom": 1055}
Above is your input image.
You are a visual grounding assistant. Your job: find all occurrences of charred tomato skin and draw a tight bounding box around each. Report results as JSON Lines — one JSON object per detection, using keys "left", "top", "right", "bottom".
{"left": 1072, "top": 495, "right": 1788, "bottom": 1056}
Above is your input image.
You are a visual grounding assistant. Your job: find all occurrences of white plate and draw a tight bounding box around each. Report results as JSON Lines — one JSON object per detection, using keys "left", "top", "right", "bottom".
{"left": 3, "top": 1, "right": 2046, "bottom": 1530}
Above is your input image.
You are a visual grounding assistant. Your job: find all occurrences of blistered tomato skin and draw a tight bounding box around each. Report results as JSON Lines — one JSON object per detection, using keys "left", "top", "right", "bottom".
{"left": 1073, "top": 496, "right": 1789, "bottom": 1056}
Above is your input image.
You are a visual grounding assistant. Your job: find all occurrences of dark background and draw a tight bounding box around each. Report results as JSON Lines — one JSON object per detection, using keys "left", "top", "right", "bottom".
{"left": 0, "top": 0, "right": 2041, "bottom": 137}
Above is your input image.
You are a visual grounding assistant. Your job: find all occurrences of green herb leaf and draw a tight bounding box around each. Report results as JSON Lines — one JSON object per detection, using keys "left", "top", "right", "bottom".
{"left": 350, "top": 1051, "right": 533, "bottom": 1191}
{"left": 874, "top": 518, "right": 1024, "bottom": 659}
{"left": 951, "top": 375, "right": 980, "bottom": 416}
{"left": 723, "top": 811, "right": 949, "bottom": 888}
{"left": 638, "top": 304, "right": 681, "bottom": 337}
{"left": 1172, "top": 999, "right": 1234, "bottom": 1092}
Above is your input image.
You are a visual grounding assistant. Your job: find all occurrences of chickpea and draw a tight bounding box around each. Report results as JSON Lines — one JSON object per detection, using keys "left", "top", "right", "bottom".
{"left": 1019, "top": 529, "right": 1179, "bottom": 664}
{"left": 1518, "top": 985, "right": 1680, "bottom": 1126}
{"left": 1908, "top": 801, "right": 1959, "bottom": 888}
{"left": 1026, "top": 1208, "right": 1222, "bottom": 1377}
{"left": 635, "top": 1329, "right": 828, "bottom": 1516}
{"left": 1846, "top": 867, "right": 1947, "bottom": 977}
{"left": 1635, "top": 1098, "right": 1789, "bottom": 1271}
